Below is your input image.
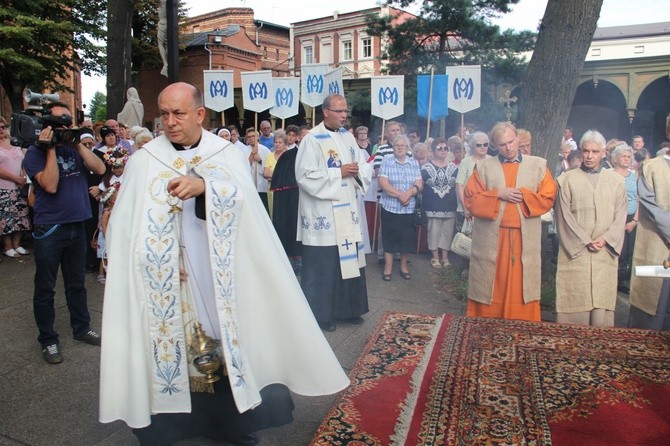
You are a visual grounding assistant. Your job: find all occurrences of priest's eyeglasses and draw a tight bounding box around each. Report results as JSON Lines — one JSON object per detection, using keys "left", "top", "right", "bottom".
{"left": 325, "top": 108, "right": 350, "bottom": 115}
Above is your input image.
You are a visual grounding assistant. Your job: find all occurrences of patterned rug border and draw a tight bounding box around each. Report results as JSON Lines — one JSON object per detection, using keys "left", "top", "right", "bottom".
{"left": 310, "top": 311, "right": 442, "bottom": 445}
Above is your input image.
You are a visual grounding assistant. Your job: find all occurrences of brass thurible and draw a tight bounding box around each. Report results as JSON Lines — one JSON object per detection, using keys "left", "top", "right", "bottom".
{"left": 189, "top": 321, "right": 222, "bottom": 383}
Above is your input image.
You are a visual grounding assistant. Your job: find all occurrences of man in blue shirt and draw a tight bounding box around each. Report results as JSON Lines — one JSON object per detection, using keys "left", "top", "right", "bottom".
{"left": 258, "top": 120, "right": 274, "bottom": 150}
{"left": 23, "top": 102, "right": 106, "bottom": 364}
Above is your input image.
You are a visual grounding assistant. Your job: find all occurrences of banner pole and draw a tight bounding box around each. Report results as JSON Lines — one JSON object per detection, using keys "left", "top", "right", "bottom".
{"left": 312, "top": 107, "right": 316, "bottom": 128}
{"left": 254, "top": 113, "right": 258, "bottom": 134}
{"left": 372, "top": 202, "right": 379, "bottom": 252}
{"left": 380, "top": 119, "right": 386, "bottom": 148}
{"left": 282, "top": 118, "right": 285, "bottom": 129}
{"left": 426, "top": 66, "right": 435, "bottom": 139}
{"left": 222, "top": 111, "right": 226, "bottom": 127}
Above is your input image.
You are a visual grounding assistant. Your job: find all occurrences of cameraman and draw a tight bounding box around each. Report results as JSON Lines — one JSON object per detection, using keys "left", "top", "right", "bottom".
{"left": 23, "top": 102, "right": 106, "bottom": 364}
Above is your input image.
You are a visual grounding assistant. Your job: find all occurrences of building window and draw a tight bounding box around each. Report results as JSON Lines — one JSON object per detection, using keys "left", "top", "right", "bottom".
{"left": 342, "top": 40, "right": 352, "bottom": 61}
{"left": 362, "top": 37, "right": 372, "bottom": 58}
{"left": 321, "top": 42, "right": 332, "bottom": 64}
{"left": 304, "top": 45, "right": 313, "bottom": 64}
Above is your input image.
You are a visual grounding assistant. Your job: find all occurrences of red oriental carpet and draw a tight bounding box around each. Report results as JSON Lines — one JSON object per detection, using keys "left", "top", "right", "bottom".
{"left": 311, "top": 312, "right": 670, "bottom": 445}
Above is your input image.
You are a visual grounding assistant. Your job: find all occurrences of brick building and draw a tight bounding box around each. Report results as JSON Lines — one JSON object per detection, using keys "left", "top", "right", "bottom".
{"left": 137, "top": 7, "right": 291, "bottom": 131}
{"left": 1, "top": 72, "right": 82, "bottom": 127}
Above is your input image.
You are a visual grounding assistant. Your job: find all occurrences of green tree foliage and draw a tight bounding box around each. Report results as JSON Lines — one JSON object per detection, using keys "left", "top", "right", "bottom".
{"left": 365, "top": 1, "right": 536, "bottom": 132}
{"left": 89, "top": 91, "right": 107, "bottom": 123}
{"left": 0, "top": 0, "right": 106, "bottom": 112}
{"left": 366, "top": 0, "right": 535, "bottom": 80}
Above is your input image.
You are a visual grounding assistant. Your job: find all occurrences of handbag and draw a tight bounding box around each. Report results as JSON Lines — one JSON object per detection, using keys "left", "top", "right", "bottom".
{"left": 412, "top": 193, "right": 428, "bottom": 227}
{"left": 450, "top": 218, "right": 472, "bottom": 259}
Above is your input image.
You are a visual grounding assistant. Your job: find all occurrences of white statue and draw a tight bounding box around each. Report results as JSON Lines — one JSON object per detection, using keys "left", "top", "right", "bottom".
{"left": 117, "top": 87, "right": 144, "bottom": 128}
{"left": 158, "top": 0, "right": 168, "bottom": 77}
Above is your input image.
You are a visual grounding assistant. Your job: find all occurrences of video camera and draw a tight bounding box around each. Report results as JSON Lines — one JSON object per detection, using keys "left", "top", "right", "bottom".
{"left": 10, "top": 90, "right": 81, "bottom": 148}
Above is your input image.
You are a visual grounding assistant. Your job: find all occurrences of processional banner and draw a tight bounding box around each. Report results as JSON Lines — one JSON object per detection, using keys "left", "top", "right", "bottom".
{"left": 417, "top": 74, "right": 449, "bottom": 120}
{"left": 271, "top": 77, "right": 300, "bottom": 120}
{"left": 203, "top": 70, "right": 234, "bottom": 112}
{"left": 445, "top": 65, "right": 481, "bottom": 113}
{"left": 370, "top": 76, "right": 404, "bottom": 120}
{"left": 324, "top": 67, "right": 344, "bottom": 96}
{"left": 300, "top": 64, "right": 330, "bottom": 107}
{"left": 241, "top": 71, "right": 273, "bottom": 112}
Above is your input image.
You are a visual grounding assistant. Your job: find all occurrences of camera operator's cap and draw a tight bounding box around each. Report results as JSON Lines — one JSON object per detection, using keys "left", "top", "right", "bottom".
{"left": 100, "top": 126, "right": 116, "bottom": 138}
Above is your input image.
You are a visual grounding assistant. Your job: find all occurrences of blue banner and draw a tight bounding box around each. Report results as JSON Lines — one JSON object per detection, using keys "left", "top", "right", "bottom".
{"left": 417, "top": 74, "right": 449, "bottom": 120}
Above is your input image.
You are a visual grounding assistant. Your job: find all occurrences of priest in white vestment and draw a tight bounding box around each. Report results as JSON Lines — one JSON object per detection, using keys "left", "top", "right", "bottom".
{"left": 99, "top": 83, "right": 349, "bottom": 445}
{"left": 296, "top": 94, "right": 372, "bottom": 332}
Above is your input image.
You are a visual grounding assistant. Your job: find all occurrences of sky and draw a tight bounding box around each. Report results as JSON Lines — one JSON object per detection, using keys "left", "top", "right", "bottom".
{"left": 81, "top": 0, "right": 670, "bottom": 109}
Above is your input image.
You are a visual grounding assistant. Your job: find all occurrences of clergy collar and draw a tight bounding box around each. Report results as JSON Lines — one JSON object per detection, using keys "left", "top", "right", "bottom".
{"left": 324, "top": 123, "right": 340, "bottom": 132}
{"left": 171, "top": 136, "right": 202, "bottom": 151}
{"left": 580, "top": 164, "right": 601, "bottom": 174}
{"left": 498, "top": 153, "right": 522, "bottom": 163}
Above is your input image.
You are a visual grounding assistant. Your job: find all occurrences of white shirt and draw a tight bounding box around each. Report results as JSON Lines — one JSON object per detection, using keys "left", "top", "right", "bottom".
{"left": 241, "top": 143, "right": 271, "bottom": 192}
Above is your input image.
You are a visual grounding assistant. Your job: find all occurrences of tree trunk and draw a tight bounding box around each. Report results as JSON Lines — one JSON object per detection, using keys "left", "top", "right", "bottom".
{"left": 106, "top": 0, "right": 133, "bottom": 120}
{"left": 517, "top": 0, "right": 604, "bottom": 167}
{"left": 2, "top": 77, "right": 27, "bottom": 113}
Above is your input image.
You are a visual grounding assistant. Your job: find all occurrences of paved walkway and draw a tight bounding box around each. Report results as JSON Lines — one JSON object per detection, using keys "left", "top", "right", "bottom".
{"left": 0, "top": 250, "right": 630, "bottom": 445}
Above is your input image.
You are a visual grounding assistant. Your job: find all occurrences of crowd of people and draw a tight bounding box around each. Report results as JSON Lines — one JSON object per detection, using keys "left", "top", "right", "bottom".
{"left": 2, "top": 84, "right": 669, "bottom": 444}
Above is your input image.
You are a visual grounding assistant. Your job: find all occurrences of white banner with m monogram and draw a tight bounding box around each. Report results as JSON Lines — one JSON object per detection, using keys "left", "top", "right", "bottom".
{"left": 445, "top": 65, "right": 481, "bottom": 113}
{"left": 241, "top": 70, "right": 273, "bottom": 112}
{"left": 271, "top": 77, "right": 300, "bottom": 120}
{"left": 300, "top": 64, "right": 329, "bottom": 107}
{"left": 324, "top": 67, "right": 344, "bottom": 97}
{"left": 370, "top": 76, "right": 404, "bottom": 120}
{"left": 203, "top": 70, "right": 234, "bottom": 112}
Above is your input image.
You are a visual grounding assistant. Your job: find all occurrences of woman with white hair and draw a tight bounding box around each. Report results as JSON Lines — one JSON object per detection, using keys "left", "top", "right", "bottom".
{"left": 134, "top": 131, "right": 153, "bottom": 150}
{"left": 611, "top": 142, "right": 638, "bottom": 292}
{"left": 455, "top": 131, "right": 489, "bottom": 224}
{"left": 263, "top": 130, "right": 289, "bottom": 219}
{"left": 379, "top": 135, "right": 423, "bottom": 281}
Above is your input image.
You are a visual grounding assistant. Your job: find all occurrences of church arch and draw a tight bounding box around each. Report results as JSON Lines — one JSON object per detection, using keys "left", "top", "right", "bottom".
{"left": 569, "top": 79, "right": 628, "bottom": 142}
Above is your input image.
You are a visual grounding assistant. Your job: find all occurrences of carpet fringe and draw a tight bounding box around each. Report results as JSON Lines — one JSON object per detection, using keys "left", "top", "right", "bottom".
{"left": 390, "top": 314, "right": 444, "bottom": 446}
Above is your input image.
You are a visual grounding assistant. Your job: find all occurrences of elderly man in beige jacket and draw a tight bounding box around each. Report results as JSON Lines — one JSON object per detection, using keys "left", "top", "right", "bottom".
{"left": 555, "top": 130, "right": 627, "bottom": 327}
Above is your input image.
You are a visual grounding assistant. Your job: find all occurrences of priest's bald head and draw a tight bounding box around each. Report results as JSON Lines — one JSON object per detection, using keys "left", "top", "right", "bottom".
{"left": 157, "top": 82, "right": 205, "bottom": 147}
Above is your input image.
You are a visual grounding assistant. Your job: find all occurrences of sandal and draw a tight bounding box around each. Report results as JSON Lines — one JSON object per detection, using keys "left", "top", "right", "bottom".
{"left": 430, "top": 259, "right": 442, "bottom": 269}
{"left": 15, "top": 246, "right": 30, "bottom": 255}
{"left": 4, "top": 249, "right": 20, "bottom": 258}
{"left": 382, "top": 273, "right": 392, "bottom": 281}
{"left": 400, "top": 270, "right": 411, "bottom": 280}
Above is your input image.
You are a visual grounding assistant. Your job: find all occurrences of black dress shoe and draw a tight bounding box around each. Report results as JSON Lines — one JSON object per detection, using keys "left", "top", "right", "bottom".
{"left": 319, "top": 321, "right": 336, "bottom": 332}
{"left": 349, "top": 316, "right": 364, "bottom": 325}
{"left": 229, "top": 434, "right": 259, "bottom": 446}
